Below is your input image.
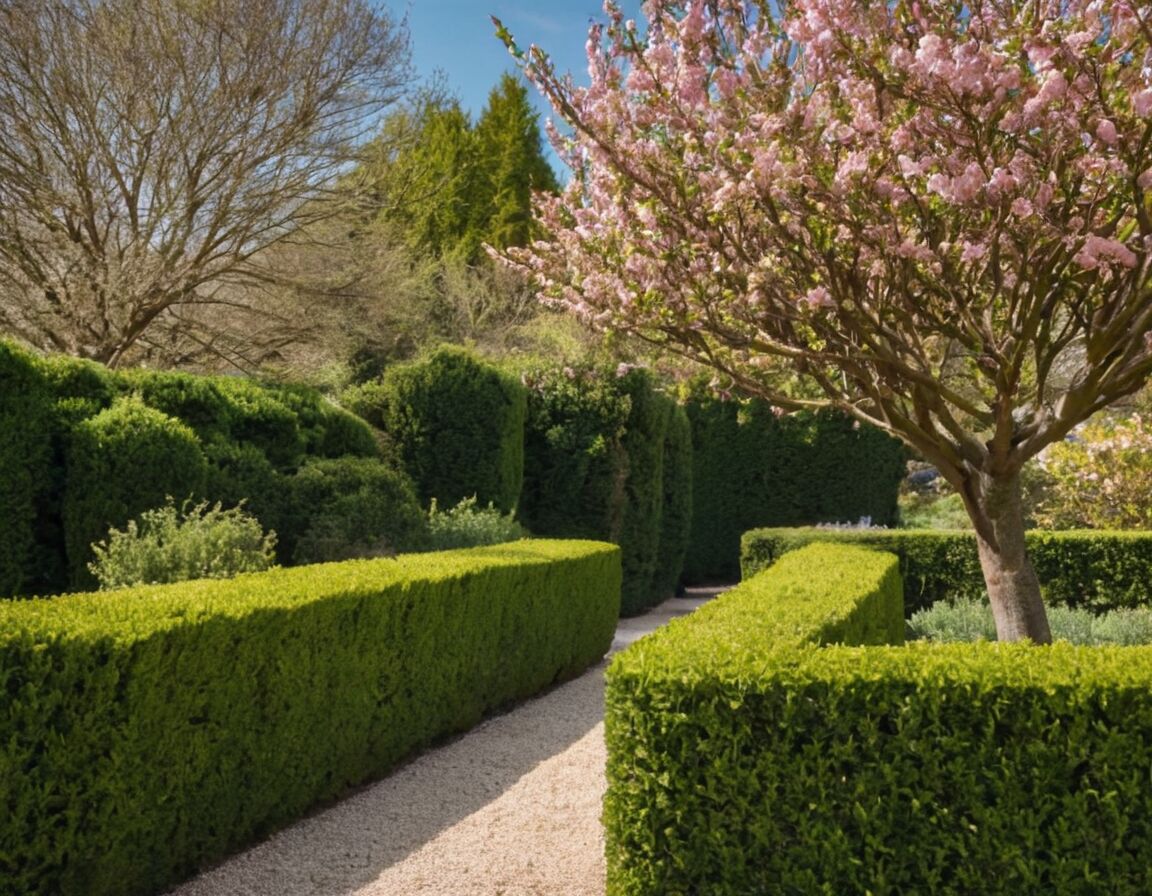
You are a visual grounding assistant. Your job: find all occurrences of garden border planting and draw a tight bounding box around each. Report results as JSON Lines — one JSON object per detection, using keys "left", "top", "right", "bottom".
{"left": 1, "top": 539, "right": 620, "bottom": 896}
{"left": 605, "top": 543, "right": 1152, "bottom": 894}
{"left": 741, "top": 526, "right": 1152, "bottom": 615}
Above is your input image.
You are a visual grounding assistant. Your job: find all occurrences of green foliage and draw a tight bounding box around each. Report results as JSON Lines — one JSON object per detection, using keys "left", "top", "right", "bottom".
{"left": 682, "top": 383, "right": 905, "bottom": 583}
{"left": 360, "top": 76, "right": 558, "bottom": 264}
{"left": 606, "top": 544, "right": 1152, "bottom": 895}
{"left": 615, "top": 370, "right": 671, "bottom": 615}
{"left": 517, "top": 361, "right": 631, "bottom": 541}
{"left": 0, "top": 342, "right": 53, "bottom": 596}
{"left": 0, "top": 540, "right": 621, "bottom": 896}
{"left": 88, "top": 499, "right": 276, "bottom": 590}
{"left": 425, "top": 496, "right": 526, "bottom": 551}
{"left": 471, "top": 73, "right": 560, "bottom": 251}
{"left": 518, "top": 362, "right": 681, "bottom": 614}
{"left": 63, "top": 397, "right": 208, "bottom": 589}
{"left": 898, "top": 491, "right": 971, "bottom": 529}
{"left": 346, "top": 346, "right": 525, "bottom": 514}
{"left": 651, "top": 404, "right": 693, "bottom": 601}
{"left": 1032, "top": 414, "right": 1152, "bottom": 529}
{"left": 201, "top": 441, "right": 290, "bottom": 552}
{"left": 742, "top": 527, "right": 1152, "bottom": 616}
{"left": 911, "top": 598, "right": 1152, "bottom": 647}
{"left": 283, "top": 457, "right": 427, "bottom": 564}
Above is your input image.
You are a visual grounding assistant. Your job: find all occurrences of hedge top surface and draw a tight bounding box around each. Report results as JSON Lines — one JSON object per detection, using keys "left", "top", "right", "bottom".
{"left": 614, "top": 539, "right": 1152, "bottom": 691}
{"left": 0, "top": 539, "right": 618, "bottom": 644}
{"left": 610, "top": 543, "right": 902, "bottom": 681}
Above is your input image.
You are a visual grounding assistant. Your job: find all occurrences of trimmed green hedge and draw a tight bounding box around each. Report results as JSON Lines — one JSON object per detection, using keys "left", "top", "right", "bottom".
{"left": 682, "top": 384, "right": 905, "bottom": 583}
{"left": 742, "top": 527, "right": 1152, "bottom": 616}
{"left": 344, "top": 346, "right": 526, "bottom": 513}
{"left": 0, "top": 344, "right": 54, "bottom": 596}
{"left": 651, "top": 404, "right": 693, "bottom": 602}
{"left": 1, "top": 539, "right": 620, "bottom": 896}
{"left": 605, "top": 543, "right": 1152, "bottom": 895}
{"left": 518, "top": 363, "right": 692, "bottom": 615}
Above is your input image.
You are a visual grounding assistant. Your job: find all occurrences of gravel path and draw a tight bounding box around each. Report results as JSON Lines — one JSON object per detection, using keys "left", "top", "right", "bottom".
{"left": 166, "top": 588, "right": 722, "bottom": 896}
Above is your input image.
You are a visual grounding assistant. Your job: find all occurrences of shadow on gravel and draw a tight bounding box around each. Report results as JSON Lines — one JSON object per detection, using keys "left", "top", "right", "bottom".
{"left": 166, "top": 662, "right": 610, "bottom": 896}
{"left": 166, "top": 588, "right": 728, "bottom": 896}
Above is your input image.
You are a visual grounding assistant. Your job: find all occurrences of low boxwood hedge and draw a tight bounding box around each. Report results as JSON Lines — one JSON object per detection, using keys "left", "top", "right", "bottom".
{"left": 0, "top": 539, "right": 620, "bottom": 896}
{"left": 741, "top": 527, "right": 1152, "bottom": 615}
{"left": 605, "top": 543, "right": 1152, "bottom": 895}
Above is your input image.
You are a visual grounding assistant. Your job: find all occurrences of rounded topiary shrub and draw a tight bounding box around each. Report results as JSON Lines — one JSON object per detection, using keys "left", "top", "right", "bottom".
{"left": 214, "top": 379, "right": 305, "bottom": 470}
{"left": 282, "top": 457, "right": 427, "bottom": 564}
{"left": 346, "top": 346, "right": 526, "bottom": 513}
{"left": 63, "top": 397, "right": 208, "bottom": 589}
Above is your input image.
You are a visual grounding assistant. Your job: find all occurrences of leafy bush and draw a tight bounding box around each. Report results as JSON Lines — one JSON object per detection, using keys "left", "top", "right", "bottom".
{"left": 345, "top": 346, "right": 526, "bottom": 512}
{"left": 425, "top": 496, "right": 525, "bottom": 551}
{"left": 0, "top": 540, "right": 621, "bottom": 896}
{"left": 1032, "top": 414, "right": 1152, "bottom": 529}
{"left": 607, "top": 543, "right": 1152, "bottom": 895}
{"left": 910, "top": 597, "right": 1152, "bottom": 646}
{"left": 283, "top": 457, "right": 427, "bottom": 563}
{"left": 63, "top": 397, "right": 208, "bottom": 589}
{"left": 743, "top": 527, "right": 1152, "bottom": 616}
{"left": 88, "top": 499, "right": 276, "bottom": 589}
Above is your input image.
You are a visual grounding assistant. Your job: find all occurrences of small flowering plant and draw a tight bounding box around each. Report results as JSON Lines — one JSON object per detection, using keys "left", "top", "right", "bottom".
{"left": 1035, "top": 413, "right": 1152, "bottom": 530}
{"left": 496, "top": 0, "right": 1152, "bottom": 642}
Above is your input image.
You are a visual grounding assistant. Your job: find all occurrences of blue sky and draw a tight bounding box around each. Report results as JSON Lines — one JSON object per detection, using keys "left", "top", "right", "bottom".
{"left": 393, "top": 1, "right": 644, "bottom": 170}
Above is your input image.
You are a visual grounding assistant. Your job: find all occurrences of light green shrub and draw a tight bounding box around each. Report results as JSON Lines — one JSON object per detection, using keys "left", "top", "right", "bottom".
{"left": 88, "top": 499, "right": 276, "bottom": 590}
{"left": 425, "top": 496, "right": 525, "bottom": 551}
{"left": 910, "top": 597, "right": 1152, "bottom": 646}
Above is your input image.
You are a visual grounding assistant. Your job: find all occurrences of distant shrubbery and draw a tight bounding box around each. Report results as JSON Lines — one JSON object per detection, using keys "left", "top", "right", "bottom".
{"left": 0, "top": 340, "right": 413, "bottom": 596}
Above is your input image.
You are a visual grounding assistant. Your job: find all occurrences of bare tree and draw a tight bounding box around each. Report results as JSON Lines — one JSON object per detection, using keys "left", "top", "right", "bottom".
{"left": 0, "top": 0, "right": 410, "bottom": 366}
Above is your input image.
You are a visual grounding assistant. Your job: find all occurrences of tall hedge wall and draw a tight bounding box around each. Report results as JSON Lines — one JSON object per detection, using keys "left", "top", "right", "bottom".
{"left": 518, "top": 363, "right": 690, "bottom": 615}
{"left": 0, "top": 540, "right": 621, "bottom": 896}
{"left": 682, "top": 384, "right": 905, "bottom": 583}
{"left": 343, "top": 346, "right": 526, "bottom": 513}
{"left": 0, "top": 344, "right": 53, "bottom": 596}
{"left": 651, "top": 405, "right": 693, "bottom": 602}
{"left": 742, "top": 527, "right": 1152, "bottom": 616}
{"left": 606, "top": 543, "right": 1152, "bottom": 895}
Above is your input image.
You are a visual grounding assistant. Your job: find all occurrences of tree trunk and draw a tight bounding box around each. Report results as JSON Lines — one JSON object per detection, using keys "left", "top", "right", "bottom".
{"left": 972, "top": 471, "right": 1052, "bottom": 644}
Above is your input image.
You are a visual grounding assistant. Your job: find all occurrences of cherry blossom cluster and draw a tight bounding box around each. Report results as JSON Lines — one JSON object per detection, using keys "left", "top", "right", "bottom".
{"left": 498, "top": 0, "right": 1152, "bottom": 482}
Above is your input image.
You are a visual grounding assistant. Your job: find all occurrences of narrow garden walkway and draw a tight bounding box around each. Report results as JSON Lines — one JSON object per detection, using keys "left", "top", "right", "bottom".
{"left": 166, "top": 587, "right": 724, "bottom": 896}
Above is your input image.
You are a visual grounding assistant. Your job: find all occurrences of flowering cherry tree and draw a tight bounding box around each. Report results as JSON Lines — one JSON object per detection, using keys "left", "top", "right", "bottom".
{"left": 497, "top": 0, "right": 1152, "bottom": 642}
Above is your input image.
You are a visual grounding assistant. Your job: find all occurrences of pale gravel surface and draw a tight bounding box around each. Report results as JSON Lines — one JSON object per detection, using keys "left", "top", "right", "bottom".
{"left": 165, "top": 588, "right": 722, "bottom": 896}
